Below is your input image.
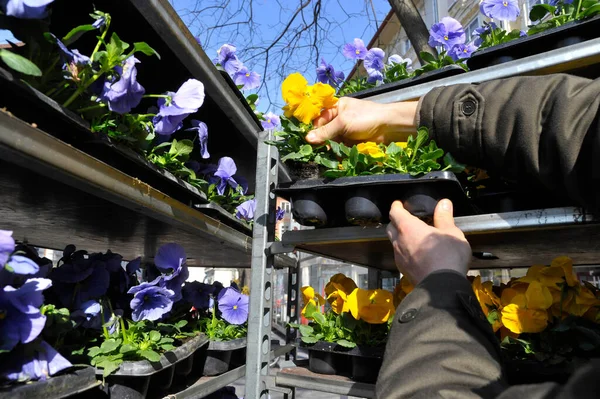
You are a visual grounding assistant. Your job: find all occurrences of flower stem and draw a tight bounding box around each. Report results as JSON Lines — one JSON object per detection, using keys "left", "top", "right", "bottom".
{"left": 91, "top": 20, "right": 110, "bottom": 60}
{"left": 100, "top": 300, "right": 109, "bottom": 340}
{"left": 143, "top": 94, "right": 171, "bottom": 99}
{"left": 62, "top": 72, "right": 102, "bottom": 108}
{"left": 77, "top": 103, "right": 106, "bottom": 113}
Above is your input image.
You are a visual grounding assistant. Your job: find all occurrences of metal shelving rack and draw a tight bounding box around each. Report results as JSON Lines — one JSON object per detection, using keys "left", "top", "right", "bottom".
{"left": 245, "top": 39, "right": 600, "bottom": 398}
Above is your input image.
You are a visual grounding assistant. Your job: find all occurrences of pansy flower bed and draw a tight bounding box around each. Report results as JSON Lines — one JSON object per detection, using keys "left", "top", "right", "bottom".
{"left": 0, "top": 1, "right": 259, "bottom": 229}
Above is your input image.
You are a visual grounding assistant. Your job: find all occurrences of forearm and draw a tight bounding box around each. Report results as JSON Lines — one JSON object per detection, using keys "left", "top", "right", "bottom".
{"left": 418, "top": 74, "right": 600, "bottom": 209}
{"left": 376, "top": 270, "right": 507, "bottom": 399}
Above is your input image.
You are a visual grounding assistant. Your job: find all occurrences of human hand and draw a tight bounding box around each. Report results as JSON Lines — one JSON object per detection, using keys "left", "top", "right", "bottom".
{"left": 305, "top": 97, "right": 419, "bottom": 145}
{"left": 386, "top": 199, "right": 471, "bottom": 285}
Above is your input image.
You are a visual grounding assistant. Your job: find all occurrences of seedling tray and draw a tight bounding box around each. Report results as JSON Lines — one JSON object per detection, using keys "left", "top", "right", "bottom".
{"left": 194, "top": 203, "right": 253, "bottom": 234}
{"left": 95, "top": 334, "right": 208, "bottom": 399}
{"left": 467, "top": 15, "right": 600, "bottom": 70}
{"left": 218, "top": 70, "right": 262, "bottom": 129}
{"left": 0, "top": 366, "right": 100, "bottom": 399}
{"left": 301, "top": 341, "right": 384, "bottom": 383}
{"left": 274, "top": 171, "right": 473, "bottom": 228}
{"left": 203, "top": 338, "right": 247, "bottom": 376}
{"left": 344, "top": 65, "right": 466, "bottom": 99}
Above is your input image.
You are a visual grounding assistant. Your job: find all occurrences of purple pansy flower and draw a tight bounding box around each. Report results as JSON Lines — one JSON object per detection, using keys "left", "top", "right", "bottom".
{"left": 343, "top": 38, "right": 368, "bottom": 60}
{"left": 1, "top": 0, "right": 54, "bottom": 19}
{"left": 71, "top": 300, "right": 104, "bottom": 329}
{"left": 126, "top": 257, "right": 141, "bottom": 275}
{"left": 153, "top": 79, "right": 205, "bottom": 135}
{"left": 128, "top": 278, "right": 175, "bottom": 322}
{"left": 183, "top": 281, "right": 215, "bottom": 310}
{"left": 316, "top": 59, "right": 345, "bottom": 86}
{"left": 234, "top": 66, "right": 261, "bottom": 90}
{"left": 261, "top": 112, "right": 281, "bottom": 130}
{"left": 276, "top": 206, "right": 285, "bottom": 221}
{"left": 388, "top": 54, "right": 413, "bottom": 70}
{"left": 448, "top": 42, "right": 478, "bottom": 61}
{"left": 101, "top": 56, "right": 145, "bottom": 114}
{"left": 92, "top": 16, "right": 106, "bottom": 29}
{"left": 215, "top": 43, "right": 243, "bottom": 76}
{"left": 1, "top": 340, "right": 72, "bottom": 382}
{"left": 520, "top": 30, "right": 527, "bottom": 37}
{"left": 6, "top": 255, "right": 40, "bottom": 275}
{"left": 218, "top": 288, "right": 249, "bottom": 325}
{"left": 0, "top": 278, "right": 51, "bottom": 351}
{"left": 235, "top": 198, "right": 256, "bottom": 222}
{"left": 186, "top": 120, "right": 210, "bottom": 159}
{"left": 54, "top": 36, "right": 90, "bottom": 67}
{"left": 364, "top": 48, "right": 385, "bottom": 83}
{"left": 428, "top": 17, "right": 466, "bottom": 51}
{"left": 153, "top": 243, "right": 189, "bottom": 302}
{"left": 480, "top": 0, "right": 520, "bottom": 21}
{"left": 472, "top": 22, "right": 498, "bottom": 46}
{"left": 0, "top": 230, "right": 15, "bottom": 266}
{"left": 214, "top": 157, "right": 242, "bottom": 195}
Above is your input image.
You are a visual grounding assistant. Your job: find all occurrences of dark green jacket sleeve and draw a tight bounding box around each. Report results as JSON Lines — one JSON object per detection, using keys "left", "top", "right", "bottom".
{"left": 418, "top": 74, "right": 600, "bottom": 210}
{"left": 375, "top": 271, "right": 600, "bottom": 398}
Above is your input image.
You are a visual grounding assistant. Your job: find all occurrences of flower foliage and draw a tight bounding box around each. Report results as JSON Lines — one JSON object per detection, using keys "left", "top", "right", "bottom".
{"left": 193, "top": 283, "right": 249, "bottom": 341}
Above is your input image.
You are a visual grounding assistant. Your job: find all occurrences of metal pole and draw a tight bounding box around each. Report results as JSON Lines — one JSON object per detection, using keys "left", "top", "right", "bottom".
{"left": 285, "top": 261, "right": 300, "bottom": 360}
{"left": 245, "top": 130, "right": 278, "bottom": 399}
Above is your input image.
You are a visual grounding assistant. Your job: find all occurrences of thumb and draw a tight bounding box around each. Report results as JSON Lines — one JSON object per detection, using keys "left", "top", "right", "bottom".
{"left": 433, "top": 199, "right": 456, "bottom": 231}
{"left": 305, "top": 116, "right": 344, "bottom": 144}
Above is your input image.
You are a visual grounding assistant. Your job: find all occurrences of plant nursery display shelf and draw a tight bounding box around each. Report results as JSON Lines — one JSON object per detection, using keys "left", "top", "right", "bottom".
{"left": 280, "top": 207, "right": 600, "bottom": 270}
{"left": 275, "top": 361, "right": 375, "bottom": 399}
{"left": 364, "top": 37, "right": 600, "bottom": 104}
{"left": 0, "top": 110, "right": 294, "bottom": 268}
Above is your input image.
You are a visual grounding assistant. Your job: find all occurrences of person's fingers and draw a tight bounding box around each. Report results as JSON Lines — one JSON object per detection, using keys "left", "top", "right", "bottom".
{"left": 389, "top": 200, "right": 422, "bottom": 231}
{"left": 306, "top": 116, "right": 345, "bottom": 144}
{"left": 312, "top": 107, "right": 338, "bottom": 128}
{"left": 386, "top": 223, "right": 398, "bottom": 243}
{"left": 433, "top": 199, "right": 456, "bottom": 231}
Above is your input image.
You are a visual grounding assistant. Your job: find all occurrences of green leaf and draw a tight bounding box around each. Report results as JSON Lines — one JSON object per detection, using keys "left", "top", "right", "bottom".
{"left": 88, "top": 346, "right": 102, "bottom": 358}
{"left": 299, "top": 144, "right": 313, "bottom": 157}
{"left": 529, "top": 4, "right": 556, "bottom": 21}
{"left": 139, "top": 349, "right": 162, "bottom": 362}
{"left": 98, "top": 359, "right": 123, "bottom": 377}
{"left": 0, "top": 49, "right": 42, "bottom": 76}
{"left": 419, "top": 51, "right": 437, "bottom": 64}
{"left": 246, "top": 94, "right": 259, "bottom": 104}
{"left": 149, "top": 330, "right": 161, "bottom": 342}
{"left": 348, "top": 146, "right": 359, "bottom": 168}
{"left": 119, "top": 344, "right": 138, "bottom": 354}
{"left": 132, "top": 42, "right": 161, "bottom": 59}
{"left": 62, "top": 24, "right": 96, "bottom": 45}
{"left": 161, "top": 344, "right": 176, "bottom": 351}
{"left": 169, "top": 139, "right": 194, "bottom": 157}
{"left": 298, "top": 324, "right": 314, "bottom": 337}
{"left": 582, "top": 3, "right": 600, "bottom": 16}
{"left": 312, "top": 312, "right": 326, "bottom": 325}
{"left": 100, "top": 339, "right": 121, "bottom": 354}
{"left": 336, "top": 339, "right": 356, "bottom": 348}
{"left": 386, "top": 142, "right": 403, "bottom": 157}
{"left": 300, "top": 336, "right": 319, "bottom": 344}
{"left": 281, "top": 152, "right": 304, "bottom": 162}
{"left": 443, "top": 153, "right": 466, "bottom": 173}
{"left": 420, "top": 148, "right": 444, "bottom": 161}
{"left": 314, "top": 154, "right": 338, "bottom": 169}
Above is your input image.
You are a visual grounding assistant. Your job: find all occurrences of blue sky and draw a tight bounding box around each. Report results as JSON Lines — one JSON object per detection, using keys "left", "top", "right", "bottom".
{"left": 170, "top": 0, "right": 392, "bottom": 112}
{"left": 1, "top": 1, "right": 392, "bottom": 113}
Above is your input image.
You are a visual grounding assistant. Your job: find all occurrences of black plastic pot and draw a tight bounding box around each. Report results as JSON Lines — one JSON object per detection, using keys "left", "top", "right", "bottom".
{"left": 96, "top": 334, "right": 208, "bottom": 399}
{"left": 504, "top": 359, "right": 572, "bottom": 385}
{"left": 275, "top": 171, "right": 472, "bottom": 228}
{"left": 344, "top": 65, "right": 466, "bottom": 99}
{"left": 203, "top": 338, "right": 247, "bottom": 376}
{"left": 0, "top": 366, "right": 99, "bottom": 399}
{"left": 302, "top": 341, "right": 383, "bottom": 383}
{"left": 467, "top": 15, "right": 600, "bottom": 71}
{"left": 285, "top": 161, "right": 323, "bottom": 181}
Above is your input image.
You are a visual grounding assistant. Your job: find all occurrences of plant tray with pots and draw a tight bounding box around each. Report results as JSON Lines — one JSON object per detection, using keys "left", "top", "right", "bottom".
{"left": 300, "top": 341, "right": 384, "bottom": 383}
{"left": 218, "top": 70, "right": 262, "bottom": 129}
{"left": 0, "top": 366, "right": 100, "bottom": 399}
{"left": 202, "top": 338, "right": 247, "bottom": 376}
{"left": 95, "top": 334, "right": 209, "bottom": 399}
{"left": 467, "top": 14, "right": 600, "bottom": 71}
{"left": 274, "top": 171, "right": 473, "bottom": 228}
{"left": 344, "top": 65, "right": 466, "bottom": 100}
{"left": 0, "top": 67, "right": 209, "bottom": 207}
{"left": 194, "top": 203, "right": 252, "bottom": 234}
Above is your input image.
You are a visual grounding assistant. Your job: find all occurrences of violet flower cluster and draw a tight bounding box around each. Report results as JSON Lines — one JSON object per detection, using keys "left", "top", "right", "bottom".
{"left": 0, "top": 230, "right": 72, "bottom": 383}
{"left": 0, "top": 0, "right": 55, "bottom": 19}
{"left": 214, "top": 44, "right": 261, "bottom": 90}
{"left": 428, "top": 17, "right": 478, "bottom": 61}
{"left": 183, "top": 280, "right": 249, "bottom": 325}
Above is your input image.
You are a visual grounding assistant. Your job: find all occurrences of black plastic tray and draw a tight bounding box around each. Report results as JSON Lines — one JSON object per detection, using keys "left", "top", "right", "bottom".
{"left": 467, "top": 15, "right": 600, "bottom": 70}
{"left": 301, "top": 341, "right": 384, "bottom": 383}
{"left": 96, "top": 334, "right": 208, "bottom": 398}
{"left": 0, "top": 366, "right": 100, "bottom": 399}
{"left": 218, "top": 70, "right": 262, "bottom": 129}
{"left": 274, "top": 171, "right": 473, "bottom": 228}
{"left": 203, "top": 338, "right": 247, "bottom": 376}
{"left": 194, "top": 203, "right": 253, "bottom": 234}
{"left": 344, "top": 65, "right": 466, "bottom": 99}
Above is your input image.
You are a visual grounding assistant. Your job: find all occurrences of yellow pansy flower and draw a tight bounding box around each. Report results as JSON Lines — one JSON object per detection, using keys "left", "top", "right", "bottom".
{"left": 501, "top": 281, "right": 553, "bottom": 334}
{"left": 326, "top": 283, "right": 351, "bottom": 314}
{"left": 356, "top": 142, "right": 386, "bottom": 159}
{"left": 551, "top": 256, "right": 578, "bottom": 287}
{"left": 395, "top": 142, "right": 408, "bottom": 149}
{"left": 300, "top": 285, "right": 325, "bottom": 316}
{"left": 472, "top": 276, "right": 502, "bottom": 332}
{"left": 241, "top": 286, "right": 250, "bottom": 295}
{"left": 325, "top": 274, "right": 357, "bottom": 297}
{"left": 515, "top": 264, "right": 564, "bottom": 290}
{"left": 347, "top": 288, "right": 395, "bottom": 324}
{"left": 281, "top": 73, "right": 337, "bottom": 124}
{"left": 393, "top": 276, "right": 414, "bottom": 308}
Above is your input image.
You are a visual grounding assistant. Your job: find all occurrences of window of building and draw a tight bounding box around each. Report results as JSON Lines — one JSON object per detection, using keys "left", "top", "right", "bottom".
{"left": 464, "top": 17, "right": 481, "bottom": 43}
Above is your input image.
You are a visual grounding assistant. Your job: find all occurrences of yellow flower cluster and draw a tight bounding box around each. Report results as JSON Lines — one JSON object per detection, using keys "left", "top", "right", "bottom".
{"left": 472, "top": 257, "right": 600, "bottom": 337}
{"left": 301, "top": 273, "right": 396, "bottom": 324}
{"left": 300, "top": 285, "right": 324, "bottom": 316}
{"left": 281, "top": 73, "right": 338, "bottom": 124}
